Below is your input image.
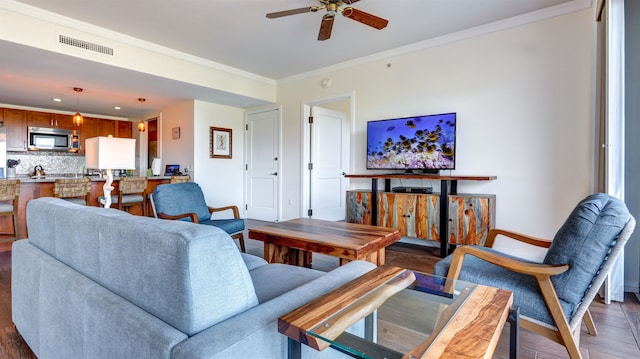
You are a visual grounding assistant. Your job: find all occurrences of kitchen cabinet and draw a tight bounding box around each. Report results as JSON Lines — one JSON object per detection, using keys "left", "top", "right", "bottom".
{"left": 28, "top": 111, "right": 77, "bottom": 129}
{"left": 116, "top": 121, "right": 133, "bottom": 138}
{"left": 2, "top": 108, "right": 130, "bottom": 153}
{"left": 52, "top": 113, "right": 77, "bottom": 129}
{"left": 27, "top": 111, "right": 53, "bottom": 127}
{"left": 79, "top": 117, "right": 98, "bottom": 154}
{"left": 80, "top": 118, "right": 130, "bottom": 153}
{"left": 96, "top": 118, "right": 116, "bottom": 137}
{"left": 2, "top": 108, "right": 28, "bottom": 151}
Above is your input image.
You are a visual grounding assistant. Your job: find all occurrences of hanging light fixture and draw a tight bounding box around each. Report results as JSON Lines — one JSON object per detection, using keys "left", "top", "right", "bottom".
{"left": 137, "top": 97, "right": 146, "bottom": 132}
{"left": 73, "top": 87, "right": 84, "bottom": 126}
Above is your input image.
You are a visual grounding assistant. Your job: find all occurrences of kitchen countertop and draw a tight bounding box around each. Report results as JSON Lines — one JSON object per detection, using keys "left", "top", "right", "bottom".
{"left": 13, "top": 175, "right": 173, "bottom": 183}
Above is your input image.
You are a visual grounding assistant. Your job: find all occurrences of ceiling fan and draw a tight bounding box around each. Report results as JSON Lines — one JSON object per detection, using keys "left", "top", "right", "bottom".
{"left": 266, "top": 0, "right": 388, "bottom": 41}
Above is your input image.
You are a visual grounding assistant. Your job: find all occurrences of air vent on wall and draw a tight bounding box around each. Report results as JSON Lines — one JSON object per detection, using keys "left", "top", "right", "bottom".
{"left": 58, "top": 34, "right": 114, "bottom": 56}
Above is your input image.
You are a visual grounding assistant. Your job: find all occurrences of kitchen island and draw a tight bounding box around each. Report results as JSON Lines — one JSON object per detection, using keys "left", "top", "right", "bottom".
{"left": 0, "top": 176, "right": 172, "bottom": 240}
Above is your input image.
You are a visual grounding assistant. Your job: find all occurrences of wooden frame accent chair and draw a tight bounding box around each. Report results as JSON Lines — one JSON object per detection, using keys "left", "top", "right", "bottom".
{"left": 434, "top": 193, "right": 635, "bottom": 359}
{"left": 0, "top": 179, "right": 20, "bottom": 239}
{"left": 150, "top": 182, "right": 245, "bottom": 252}
{"left": 54, "top": 178, "right": 91, "bottom": 205}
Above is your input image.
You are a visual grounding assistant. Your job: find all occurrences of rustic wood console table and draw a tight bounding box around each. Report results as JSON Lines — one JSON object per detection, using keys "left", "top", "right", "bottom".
{"left": 344, "top": 174, "right": 497, "bottom": 257}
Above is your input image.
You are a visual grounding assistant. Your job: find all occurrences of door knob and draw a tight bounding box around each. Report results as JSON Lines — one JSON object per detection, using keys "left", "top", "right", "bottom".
{"left": 270, "top": 172, "right": 278, "bottom": 176}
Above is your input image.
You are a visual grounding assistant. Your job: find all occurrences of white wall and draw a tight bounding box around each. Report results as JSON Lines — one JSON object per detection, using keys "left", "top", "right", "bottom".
{"left": 160, "top": 100, "right": 195, "bottom": 173}
{"left": 193, "top": 100, "right": 246, "bottom": 214}
{"left": 277, "top": 9, "right": 596, "bottom": 238}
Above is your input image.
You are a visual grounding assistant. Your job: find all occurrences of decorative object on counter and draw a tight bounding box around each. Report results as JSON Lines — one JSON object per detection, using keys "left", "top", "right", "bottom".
{"left": 210, "top": 127, "right": 232, "bottom": 159}
{"left": 137, "top": 98, "right": 146, "bottom": 132}
{"left": 32, "top": 165, "right": 45, "bottom": 178}
{"left": 7, "top": 159, "right": 19, "bottom": 178}
{"left": 72, "top": 87, "right": 84, "bottom": 126}
{"left": 85, "top": 135, "right": 136, "bottom": 209}
{"left": 151, "top": 158, "right": 161, "bottom": 176}
{"left": 164, "top": 164, "right": 180, "bottom": 176}
{"left": 0, "top": 179, "right": 20, "bottom": 239}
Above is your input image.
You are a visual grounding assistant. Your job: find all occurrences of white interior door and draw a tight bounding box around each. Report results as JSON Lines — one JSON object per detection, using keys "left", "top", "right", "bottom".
{"left": 246, "top": 109, "right": 279, "bottom": 221}
{"left": 309, "top": 106, "right": 348, "bottom": 221}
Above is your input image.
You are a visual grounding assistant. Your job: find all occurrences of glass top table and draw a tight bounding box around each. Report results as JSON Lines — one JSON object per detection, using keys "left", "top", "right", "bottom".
{"left": 278, "top": 265, "right": 514, "bottom": 359}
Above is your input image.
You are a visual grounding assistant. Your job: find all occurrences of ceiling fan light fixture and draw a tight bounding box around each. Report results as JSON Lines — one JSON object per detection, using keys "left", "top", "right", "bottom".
{"left": 266, "top": 0, "right": 388, "bottom": 41}
{"left": 137, "top": 97, "right": 146, "bottom": 132}
{"left": 73, "top": 87, "right": 84, "bottom": 126}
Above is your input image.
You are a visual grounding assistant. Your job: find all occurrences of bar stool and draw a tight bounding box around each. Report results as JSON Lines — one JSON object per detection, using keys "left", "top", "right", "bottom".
{"left": 170, "top": 175, "right": 190, "bottom": 184}
{"left": 54, "top": 178, "right": 91, "bottom": 205}
{"left": 101, "top": 177, "right": 148, "bottom": 214}
{"left": 0, "top": 179, "right": 20, "bottom": 240}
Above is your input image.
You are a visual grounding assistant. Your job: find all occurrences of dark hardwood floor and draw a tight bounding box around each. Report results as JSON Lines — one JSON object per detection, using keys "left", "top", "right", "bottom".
{"left": 0, "top": 222, "right": 639, "bottom": 358}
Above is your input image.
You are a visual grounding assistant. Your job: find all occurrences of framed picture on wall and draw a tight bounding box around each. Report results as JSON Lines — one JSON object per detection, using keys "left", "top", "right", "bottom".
{"left": 210, "top": 127, "right": 232, "bottom": 159}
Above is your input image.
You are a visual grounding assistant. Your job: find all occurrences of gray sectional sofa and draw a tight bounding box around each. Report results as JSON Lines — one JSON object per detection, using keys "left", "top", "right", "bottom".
{"left": 12, "top": 197, "right": 376, "bottom": 358}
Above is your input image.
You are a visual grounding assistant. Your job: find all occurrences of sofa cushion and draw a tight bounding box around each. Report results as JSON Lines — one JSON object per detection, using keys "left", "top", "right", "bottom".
{"left": 248, "top": 263, "right": 325, "bottom": 303}
{"left": 152, "top": 182, "right": 212, "bottom": 222}
{"left": 543, "top": 193, "right": 630, "bottom": 308}
{"left": 26, "top": 197, "right": 258, "bottom": 336}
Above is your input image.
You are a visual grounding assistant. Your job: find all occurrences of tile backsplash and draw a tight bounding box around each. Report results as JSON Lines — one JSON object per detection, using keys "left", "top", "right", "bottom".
{"left": 7, "top": 152, "right": 85, "bottom": 176}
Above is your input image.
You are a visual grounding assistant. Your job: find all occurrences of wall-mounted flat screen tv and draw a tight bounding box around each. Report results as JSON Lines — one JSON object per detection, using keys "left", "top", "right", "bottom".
{"left": 366, "top": 112, "right": 456, "bottom": 172}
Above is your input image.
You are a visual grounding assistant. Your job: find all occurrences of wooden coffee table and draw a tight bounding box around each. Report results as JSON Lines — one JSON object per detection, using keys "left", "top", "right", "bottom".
{"left": 248, "top": 218, "right": 401, "bottom": 267}
{"left": 279, "top": 265, "right": 516, "bottom": 359}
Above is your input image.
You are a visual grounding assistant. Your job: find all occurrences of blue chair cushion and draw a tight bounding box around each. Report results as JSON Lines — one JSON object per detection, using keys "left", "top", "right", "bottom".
{"left": 201, "top": 218, "right": 245, "bottom": 235}
{"left": 434, "top": 247, "right": 570, "bottom": 326}
{"left": 152, "top": 183, "right": 211, "bottom": 222}
{"left": 544, "top": 193, "right": 630, "bottom": 308}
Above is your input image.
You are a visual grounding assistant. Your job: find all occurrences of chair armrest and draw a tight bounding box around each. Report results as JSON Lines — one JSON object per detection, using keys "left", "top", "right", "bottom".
{"left": 447, "top": 245, "right": 569, "bottom": 281}
{"left": 207, "top": 205, "right": 241, "bottom": 219}
{"left": 157, "top": 212, "right": 199, "bottom": 223}
{"left": 485, "top": 228, "right": 552, "bottom": 249}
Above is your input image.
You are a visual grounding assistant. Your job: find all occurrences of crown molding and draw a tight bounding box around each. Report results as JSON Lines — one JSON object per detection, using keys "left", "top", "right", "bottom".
{"left": 278, "top": 0, "right": 593, "bottom": 84}
{"left": 1, "top": 0, "right": 275, "bottom": 85}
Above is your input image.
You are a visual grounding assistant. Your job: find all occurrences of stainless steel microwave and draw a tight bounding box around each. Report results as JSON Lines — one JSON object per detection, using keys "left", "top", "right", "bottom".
{"left": 28, "top": 127, "right": 75, "bottom": 151}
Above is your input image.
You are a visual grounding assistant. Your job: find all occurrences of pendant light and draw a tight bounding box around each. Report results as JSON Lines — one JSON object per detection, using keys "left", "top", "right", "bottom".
{"left": 72, "top": 87, "right": 84, "bottom": 126}
{"left": 137, "top": 98, "right": 146, "bottom": 132}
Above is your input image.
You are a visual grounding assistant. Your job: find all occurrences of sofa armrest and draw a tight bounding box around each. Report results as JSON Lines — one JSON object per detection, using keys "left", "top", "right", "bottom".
{"left": 171, "top": 260, "right": 376, "bottom": 359}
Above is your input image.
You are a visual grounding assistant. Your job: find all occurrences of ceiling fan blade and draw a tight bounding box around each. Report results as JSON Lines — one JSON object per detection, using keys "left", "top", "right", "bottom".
{"left": 342, "top": 0, "right": 361, "bottom": 4}
{"left": 318, "top": 14, "right": 335, "bottom": 41}
{"left": 342, "top": 7, "right": 388, "bottom": 30}
{"left": 266, "top": 7, "right": 316, "bottom": 19}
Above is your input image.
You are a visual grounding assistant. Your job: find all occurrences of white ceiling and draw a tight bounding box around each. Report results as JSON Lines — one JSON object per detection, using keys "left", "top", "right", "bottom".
{"left": 0, "top": 0, "right": 581, "bottom": 119}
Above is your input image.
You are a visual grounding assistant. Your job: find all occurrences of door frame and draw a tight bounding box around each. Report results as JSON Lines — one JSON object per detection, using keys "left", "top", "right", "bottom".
{"left": 300, "top": 92, "right": 356, "bottom": 218}
{"left": 244, "top": 105, "right": 282, "bottom": 221}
